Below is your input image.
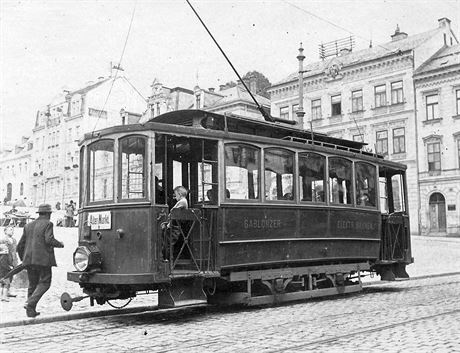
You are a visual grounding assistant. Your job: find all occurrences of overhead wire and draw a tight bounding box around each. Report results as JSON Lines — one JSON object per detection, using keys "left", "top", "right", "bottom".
{"left": 91, "top": 1, "right": 138, "bottom": 136}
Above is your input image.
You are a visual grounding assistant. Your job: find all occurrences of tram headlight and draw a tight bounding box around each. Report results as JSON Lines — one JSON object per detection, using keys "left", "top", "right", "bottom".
{"left": 73, "top": 245, "right": 102, "bottom": 272}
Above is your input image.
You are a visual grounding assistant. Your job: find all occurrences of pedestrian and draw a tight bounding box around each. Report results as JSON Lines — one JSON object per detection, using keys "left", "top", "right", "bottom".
{"left": 0, "top": 240, "right": 13, "bottom": 302}
{"left": 65, "top": 200, "right": 75, "bottom": 227}
{"left": 17, "top": 203, "right": 64, "bottom": 318}
{"left": 0, "top": 226, "right": 18, "bottom": 298}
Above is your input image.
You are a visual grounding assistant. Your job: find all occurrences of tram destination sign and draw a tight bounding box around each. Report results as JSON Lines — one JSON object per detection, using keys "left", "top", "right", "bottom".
{"left": 89, "top": 211, "right": 112, "bottom": 230}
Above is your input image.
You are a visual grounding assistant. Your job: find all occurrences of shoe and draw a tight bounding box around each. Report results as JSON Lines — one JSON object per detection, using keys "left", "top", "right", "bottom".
{"left": 26, "top": 308, "right": 40, "bottom": 318}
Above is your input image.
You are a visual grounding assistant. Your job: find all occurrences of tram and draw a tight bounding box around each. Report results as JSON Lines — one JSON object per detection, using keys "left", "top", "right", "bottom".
{"left": 64, "top": 109, "right": 412, "bottom": 309}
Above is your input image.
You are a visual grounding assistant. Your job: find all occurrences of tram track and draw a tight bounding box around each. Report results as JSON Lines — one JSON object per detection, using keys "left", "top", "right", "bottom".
{"left": 1, "top": 271, "right": 459, "bottom": 331}
{"left": 270, "top": 308, "right": 460, "bottom": 352}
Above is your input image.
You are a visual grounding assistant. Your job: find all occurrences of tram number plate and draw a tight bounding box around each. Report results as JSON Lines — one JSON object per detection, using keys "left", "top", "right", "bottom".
{"left": 89, "top": 211, "right": 111, "bottom": 230}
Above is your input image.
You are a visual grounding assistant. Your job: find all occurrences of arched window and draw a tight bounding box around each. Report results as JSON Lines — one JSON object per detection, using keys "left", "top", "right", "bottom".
{"left": 224, "top": 144, "right": 260, "bottom": 200}
{"left": 299, "top": 152, "right": 325, "bottom": 202}
{"left": 355, "top": 162, "right": 377, "bottom": 207}
{"left": 264, "top": 148, "right": 294, "bottom": 201}
{"left": 120, "top": 136, "right": 146, "bottom": 199}
{"left": 328, "top": 157, "right": 352, "bottom": 205}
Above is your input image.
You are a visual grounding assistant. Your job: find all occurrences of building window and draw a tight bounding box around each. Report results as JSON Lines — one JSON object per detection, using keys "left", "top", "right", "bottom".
{"left": 426, "top": 94, "right": 439, "bottom": 120}
{"left": 393, "top": 127, "right": 405, "bottom": 154}
{"left": 456, "top": 89, "right": 460, "bottom": 115}
{"left": 352, "top": 90, "right": 363, "bottom": 112}
{"left": 331, "top": 95, "right": 341, "bottom": 116}
{"left": 280, "top": 106, "right": 289, "bottom": 120}
{"left": 391, "top": 81, "right": 404, "bottom": 104}
{"left": 292, "top": 104, "right": 299, "bottom": 118}
{"left": 374, "top": 84, "right": 386, "bottom": 108}
{"left": 195, "top": 95, "right": 201, "bottom": 109}
{"left": 427, "top": 142, "right": 441, "bottom": 171}
{"left": 311, "top": 99, "right": 322, "bottom": 120}
{"left": 376, "top": 130, "right": 388, "bottom": 155}
{"left": 353, "top": 134, "right": 364, "bottom": 142}
{"left": 20, "top": 182, "right": 24, "bottom": 196}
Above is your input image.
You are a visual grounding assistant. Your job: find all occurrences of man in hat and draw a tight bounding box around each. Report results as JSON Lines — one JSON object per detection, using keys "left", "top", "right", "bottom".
{"left": 17, "top": 203, "right": 64, "bottom": 318}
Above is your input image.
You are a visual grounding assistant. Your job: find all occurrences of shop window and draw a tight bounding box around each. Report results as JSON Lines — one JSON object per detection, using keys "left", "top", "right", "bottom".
{"left": 225, "top": 144, "right": 260, "bottom": 200}
{"left": 264, "top": 148, "right": 294, "bottom": 201}
{"left": 328, "top": 157, "right": 352, "bottom": 205}
{"left": 299, "top": 152, "right": 325, "bottom": 202}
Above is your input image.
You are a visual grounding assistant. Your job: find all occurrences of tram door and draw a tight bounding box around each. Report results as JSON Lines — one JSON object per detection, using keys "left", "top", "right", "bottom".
{"left": 155, "top": 134, "right": 218, "bottom": 272}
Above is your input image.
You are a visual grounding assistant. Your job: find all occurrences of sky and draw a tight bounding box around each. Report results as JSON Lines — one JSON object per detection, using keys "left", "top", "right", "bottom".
{"left": 1, "top": 0, "right": 459, "bottom": 148}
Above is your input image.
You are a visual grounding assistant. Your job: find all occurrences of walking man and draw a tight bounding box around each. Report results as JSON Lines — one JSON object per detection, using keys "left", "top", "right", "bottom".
{"left": 17, "top": 204, "right": 64, "bottom": 317}
{"left": 65, "top": 200, "right": 75, "bottom": 227}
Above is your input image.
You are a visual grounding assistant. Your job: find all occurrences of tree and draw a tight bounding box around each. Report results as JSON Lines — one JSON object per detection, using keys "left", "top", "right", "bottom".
{"left": 222, "top": 71, "right": 272, "bottom": 98}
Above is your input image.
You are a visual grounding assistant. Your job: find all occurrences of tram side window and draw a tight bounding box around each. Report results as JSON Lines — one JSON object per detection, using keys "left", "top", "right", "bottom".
{"left": 225, "top": 144, "right": 260, "bottom": 200}
{"left": 265, "top": 148, "right": 294, "bottom": 201}
{"left": 299, "top": 152, "right": 325, "bottom": 202}
{"left": 379, "top": 177, "right": 389, "bottom": 213}
{"left": 89, "top": 140, "right": 114, "bottom": 202}
{"left": 120, "top": 136, "right": 146, "bottom": 199}
{"left": 355, "top": 162, "right": 377, "bottom": 207}
{"left": 328, "top": 157, "right": 352, "bottom": 205}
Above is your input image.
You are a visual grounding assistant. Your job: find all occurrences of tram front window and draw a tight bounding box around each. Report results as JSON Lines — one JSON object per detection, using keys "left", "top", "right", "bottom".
{"left": 299, "top": 152, "right": 325, "bottom": 202}
{"left": 264, "top": 148, "right": 294, "bottom": 201}
{"left": 355, "top": 162, "right": 377, "bottom": 207}
{"left": 120, "top": 136, "right": 146, "bottom": 199}
{"left": 88, "top": 140, "right": 114, "bottom": 202}
{"left": 329, "top": 157, "right": 352, "bottom": 205}
{"left": 225, "top": 144, "right": 260, "bottom": 200}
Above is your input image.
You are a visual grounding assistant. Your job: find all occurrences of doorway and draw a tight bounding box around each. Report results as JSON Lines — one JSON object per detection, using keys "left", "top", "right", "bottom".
{"left": 429, "top": 192, "right": 446, "bottom": 232}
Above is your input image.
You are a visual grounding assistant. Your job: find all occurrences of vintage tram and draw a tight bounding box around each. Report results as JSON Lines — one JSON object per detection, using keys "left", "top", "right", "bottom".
{"left": 65, "top": 109, "right": 412, "bottom": 309}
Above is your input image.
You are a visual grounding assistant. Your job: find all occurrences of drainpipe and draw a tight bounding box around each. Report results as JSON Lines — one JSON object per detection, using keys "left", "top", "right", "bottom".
{"left": 412, "top": 49, "right": 422, "bottom": 235}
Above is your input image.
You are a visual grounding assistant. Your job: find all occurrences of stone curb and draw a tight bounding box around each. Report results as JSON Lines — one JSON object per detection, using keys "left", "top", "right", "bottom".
{"left": 2, "top": 272, "right": 460, "bottom": 329}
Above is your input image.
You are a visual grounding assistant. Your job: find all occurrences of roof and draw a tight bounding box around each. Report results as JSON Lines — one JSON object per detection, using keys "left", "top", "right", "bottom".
{"left": 148, "top": 109, "right": 368, "bottom": 151}
{"left": 71, "top": 77, "right": 111, "bottom": 95}
{"left": 273, "top": 28, "right": 441, "bottom": 86}
{"left": 415, "top": 43, "right": 460, "bottom": 75}
{"left": 209, "top": 84, "right": 270, "bottom": 107}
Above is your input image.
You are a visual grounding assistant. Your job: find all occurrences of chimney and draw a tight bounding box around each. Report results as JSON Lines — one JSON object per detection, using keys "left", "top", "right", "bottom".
{"left": 208, "top": 87, "right": 215, "bottom": 93}
{"left": 219, "top": 84, "right": 226, "bottom": 91}
{"left": 438, "top": 17, "right": 451, "bottom": 28}
{"left": 391, "top": 24, "right": 408, "bottom": 41}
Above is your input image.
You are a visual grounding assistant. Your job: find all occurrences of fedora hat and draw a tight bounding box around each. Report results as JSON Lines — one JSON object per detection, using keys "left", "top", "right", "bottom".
{"left": 37, "top": 203, "right": 52, "bottom": 213}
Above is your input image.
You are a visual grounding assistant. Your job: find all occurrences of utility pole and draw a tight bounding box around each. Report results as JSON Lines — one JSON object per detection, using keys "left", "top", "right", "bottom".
{"left": 296, "top": 44, "right": 306, "bottom": 128}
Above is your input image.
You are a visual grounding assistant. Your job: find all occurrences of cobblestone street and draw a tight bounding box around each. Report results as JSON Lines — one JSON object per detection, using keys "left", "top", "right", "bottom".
{"left": 1, "top": 274, "right": 459, "bottom": 352}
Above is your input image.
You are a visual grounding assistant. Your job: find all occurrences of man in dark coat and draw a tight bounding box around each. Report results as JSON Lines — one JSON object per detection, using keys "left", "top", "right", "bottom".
{"left": 17, "top": 203, "right": 64, "bottom": 318}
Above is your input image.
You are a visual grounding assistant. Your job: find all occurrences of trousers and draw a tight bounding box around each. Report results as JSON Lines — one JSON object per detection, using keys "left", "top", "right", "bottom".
{"left": 26, "top": 265, "right": 52, "bottom": 310}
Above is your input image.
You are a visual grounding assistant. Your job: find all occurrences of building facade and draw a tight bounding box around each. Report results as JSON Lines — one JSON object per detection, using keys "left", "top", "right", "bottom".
{"left": 29, "top": 72, "right": 146, "bottom": 207}
{"left": 414, "top": 43, "right": 460, "bottom": 236}
{"left": 0, "top": 137, "right": 33, "bottom": 205}
{"left": 269, "top": 18, "right": 458, "bottom": 235}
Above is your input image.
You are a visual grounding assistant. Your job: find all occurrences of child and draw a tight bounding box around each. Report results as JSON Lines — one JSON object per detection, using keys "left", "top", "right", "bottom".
{"left": 0, "top": 240, "right": 13, "bottom": 302}
{"left": 2, "top": 226, "right": 18, "bottom": 297}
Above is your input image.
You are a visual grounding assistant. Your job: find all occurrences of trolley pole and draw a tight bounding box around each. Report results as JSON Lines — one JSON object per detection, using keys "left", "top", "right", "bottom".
{"left": 296, "top": 44, "right": 306, "bottom": 129}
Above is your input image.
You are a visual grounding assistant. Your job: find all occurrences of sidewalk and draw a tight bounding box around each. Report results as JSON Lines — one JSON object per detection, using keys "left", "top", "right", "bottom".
{"left": 1, "top": 229, "right": 459, "bottom": 327}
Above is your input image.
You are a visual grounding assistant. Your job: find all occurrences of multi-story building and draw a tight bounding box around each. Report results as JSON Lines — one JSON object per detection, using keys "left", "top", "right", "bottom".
{"left": 269, "top": 18, "right": 458, "bottom": 235}
{"left": 142, "top": 78, "right": 270, "bottom": 122}
{"left": 414, "top": 43, "right": 460, "bottom": 236}
{"left": 30, "top": 71, "right": 146, "bottom": 207}
{"left": 0, "top": 136, "right": 33, "bottom": 205}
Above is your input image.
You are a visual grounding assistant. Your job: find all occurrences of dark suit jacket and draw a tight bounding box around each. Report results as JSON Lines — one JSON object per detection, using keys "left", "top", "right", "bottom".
{"left": 17, "top": 216, "right": 63, "bottom": 267}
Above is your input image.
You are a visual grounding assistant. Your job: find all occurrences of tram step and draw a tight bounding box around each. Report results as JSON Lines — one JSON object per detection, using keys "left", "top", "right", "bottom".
{"left": 158, "top": 277, "right": 206, "bottom": 308}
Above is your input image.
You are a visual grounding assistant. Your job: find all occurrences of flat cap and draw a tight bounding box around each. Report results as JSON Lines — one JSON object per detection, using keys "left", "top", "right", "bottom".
{"left": 37, "top": 203, "right": 52, "bottom": 213}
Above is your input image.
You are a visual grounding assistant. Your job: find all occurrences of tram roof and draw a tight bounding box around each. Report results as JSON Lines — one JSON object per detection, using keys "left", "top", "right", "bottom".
{"left": 148, "top": 109, "right": 367, "bottom": 151}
